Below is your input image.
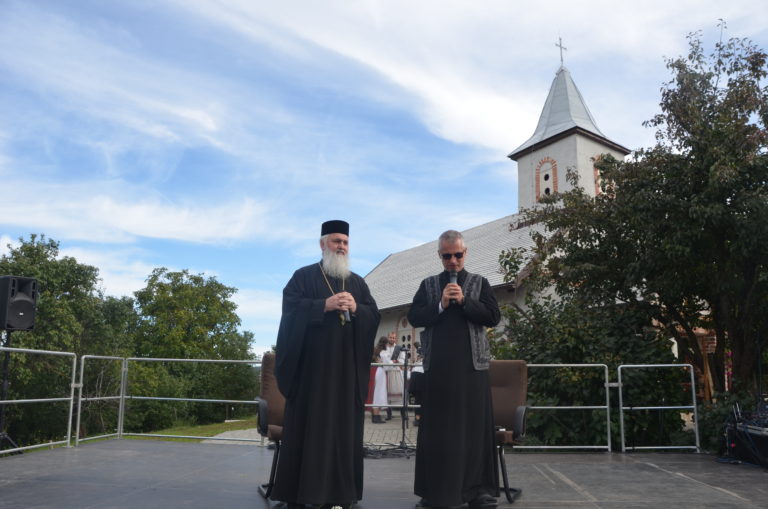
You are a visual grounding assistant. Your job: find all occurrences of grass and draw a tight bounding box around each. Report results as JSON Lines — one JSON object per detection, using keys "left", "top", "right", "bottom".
{"left": 125, "top": 417, "right": 259, "bottom": 443}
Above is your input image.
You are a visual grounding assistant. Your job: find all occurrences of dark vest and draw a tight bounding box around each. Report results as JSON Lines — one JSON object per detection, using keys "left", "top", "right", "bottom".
{"left": 420, "top": 272, "right": 491, "bottom": 371}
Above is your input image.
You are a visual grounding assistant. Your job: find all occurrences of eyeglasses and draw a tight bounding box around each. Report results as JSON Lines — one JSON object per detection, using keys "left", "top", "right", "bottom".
{"left": 440, "top": 252, "right": 465, "bottom": 260}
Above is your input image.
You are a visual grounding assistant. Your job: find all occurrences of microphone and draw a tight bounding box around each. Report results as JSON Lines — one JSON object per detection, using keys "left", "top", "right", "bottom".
{"left": 449, "top": 270, "right": 457, "bottom": 305}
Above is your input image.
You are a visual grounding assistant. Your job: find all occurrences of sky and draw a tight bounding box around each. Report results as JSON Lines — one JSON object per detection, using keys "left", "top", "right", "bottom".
{"left": 1, "top": 0, "right": 766, "bottom": 356}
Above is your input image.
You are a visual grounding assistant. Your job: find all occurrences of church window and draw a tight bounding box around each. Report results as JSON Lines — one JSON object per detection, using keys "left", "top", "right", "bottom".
{"left": 535, "top": 157, "right": 558, "bottom": 202}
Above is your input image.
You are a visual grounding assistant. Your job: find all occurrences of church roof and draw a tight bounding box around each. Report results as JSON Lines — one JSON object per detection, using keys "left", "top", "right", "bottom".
{"left": 508, "top": 66, "right": 629, "bottom": 159}
{"left": 364, "top": 214, "right": 545, "bottom": 311}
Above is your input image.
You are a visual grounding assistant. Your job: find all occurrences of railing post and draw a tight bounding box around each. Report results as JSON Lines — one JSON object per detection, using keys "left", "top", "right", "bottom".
{"left": 688, "top": 365, "right": 701, "bottom": 451}
{"left": 117, "top": 358, "right": 129, "bottom": 440}
{"left": 65, "top": 354, "right": 78, "bottom": 448}
{"left": 618, "top": 367, "right": 626, "bottom": 452}
{"left": 603, "top": 364, "right": 612, "bottom": 452}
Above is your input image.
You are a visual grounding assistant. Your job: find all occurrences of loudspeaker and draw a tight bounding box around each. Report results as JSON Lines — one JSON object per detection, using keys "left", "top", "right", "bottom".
{"left": 0, "top": 276, "right": 38, "bottom": 331}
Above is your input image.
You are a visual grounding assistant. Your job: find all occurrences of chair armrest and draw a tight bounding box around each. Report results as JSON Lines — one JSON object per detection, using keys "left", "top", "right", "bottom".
{"left": 255, "top": 397, "right": 269, "bottom": 437}
{"left": 513, "top": 405, "right": 527, "bottom": 440}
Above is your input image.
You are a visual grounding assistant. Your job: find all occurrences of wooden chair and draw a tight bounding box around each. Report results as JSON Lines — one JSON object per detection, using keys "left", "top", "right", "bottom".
{"left": 256, "top": 351, "right": 285, "bottom": 499}
{"left": 489, "top": 359, "right": 528, "bottom": 503}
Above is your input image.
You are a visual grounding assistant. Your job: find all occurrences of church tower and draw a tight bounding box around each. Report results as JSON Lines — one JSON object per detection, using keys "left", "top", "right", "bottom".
{"left": 508, "top": 66, "right": 630, "bottom": 211}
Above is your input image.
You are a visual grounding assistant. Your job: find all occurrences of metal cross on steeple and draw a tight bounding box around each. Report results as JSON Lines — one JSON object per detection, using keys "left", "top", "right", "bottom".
{"left": 555, "top": 37, "right": 567, "bottom": 66}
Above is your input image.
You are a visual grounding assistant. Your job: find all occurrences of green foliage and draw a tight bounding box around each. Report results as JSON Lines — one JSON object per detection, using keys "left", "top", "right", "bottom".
{"left": 129, "top": 268, "right": 257, "bottom": 428}
{"left": 0, "top": 235, "right": 139, "bottom": 446}
{"left": 492, "top": 293, "right": 688, "bottom": 450}
{"left": 134, "top": 268, "right": 246, "bottom": 359}
{"left": 495, "top": 31, "right": 768, "bottom": 450}
{"left": 0, "top": 235, "right": 260, "bottom": 447}
{"left": 513, "top": 32, "right": 768, "bottom": 399}
{"left": 696, "top": 391, "right": 756, "bottom": 453}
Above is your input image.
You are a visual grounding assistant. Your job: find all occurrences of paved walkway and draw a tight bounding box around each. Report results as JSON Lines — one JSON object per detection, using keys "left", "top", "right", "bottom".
{"left": 203, "top": 410, "right": 419, "bottom": 448}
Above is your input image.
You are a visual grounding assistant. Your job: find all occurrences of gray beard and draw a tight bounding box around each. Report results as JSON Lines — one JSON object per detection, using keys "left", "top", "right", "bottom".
{"left": 322, "top": 248, "right": 351, "bottom": 280}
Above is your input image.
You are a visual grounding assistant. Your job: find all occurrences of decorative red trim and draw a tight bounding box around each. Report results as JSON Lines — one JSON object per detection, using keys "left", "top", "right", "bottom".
{"left": 535, "top": 157, "right": 558, "bottom": 202}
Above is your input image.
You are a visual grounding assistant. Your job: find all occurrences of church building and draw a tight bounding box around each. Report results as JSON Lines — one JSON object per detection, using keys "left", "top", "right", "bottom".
{"left": 364, "top": 65, "right": 630, "bottom": 354}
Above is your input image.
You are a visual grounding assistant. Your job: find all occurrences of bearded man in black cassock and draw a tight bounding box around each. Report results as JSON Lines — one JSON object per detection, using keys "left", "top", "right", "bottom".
{"left": 273, "top": 220, "right": 380, "bottom": 509}
{"left": 408, "top": 229, "right": 500, "bottom": 509}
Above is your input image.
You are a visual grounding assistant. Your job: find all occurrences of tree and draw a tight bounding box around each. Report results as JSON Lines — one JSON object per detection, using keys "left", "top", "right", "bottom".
{"left": 0, "top": 235, "right": 139, "bottom": 444}
{"left": 131, "top": 268, "right": 257, "bottom": 426}
{"left": 495, "top": 247, "right": 687, "bottom": 449}
{"left": 515, "top": 32, "right": 768, "bottom": 398}
{"left": 134, "top": 268, "right": 248, "bottom": 359}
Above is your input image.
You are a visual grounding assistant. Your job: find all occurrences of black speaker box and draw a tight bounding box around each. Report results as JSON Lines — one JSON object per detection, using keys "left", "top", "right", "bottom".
{"left": 0, "top": 276, "right": 38, "bottom": 331}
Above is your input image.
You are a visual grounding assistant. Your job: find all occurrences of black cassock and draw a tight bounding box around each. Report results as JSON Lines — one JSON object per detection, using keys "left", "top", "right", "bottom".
{"left": 408, "top": 269, "right": 500, "bottom": 507}
{"left": 273, "top": 263, "right": 379, "bottom": 506}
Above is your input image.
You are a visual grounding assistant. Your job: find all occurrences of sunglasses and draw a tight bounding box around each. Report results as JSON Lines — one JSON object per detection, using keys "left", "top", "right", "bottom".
{"left": 440, "top": 252, "right": 465, "bottom": 260}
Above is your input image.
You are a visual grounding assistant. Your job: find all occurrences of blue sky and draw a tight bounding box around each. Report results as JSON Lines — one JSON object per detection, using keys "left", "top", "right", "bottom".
{"left": 1, "top": 0, "right": 766, "bottom": 356}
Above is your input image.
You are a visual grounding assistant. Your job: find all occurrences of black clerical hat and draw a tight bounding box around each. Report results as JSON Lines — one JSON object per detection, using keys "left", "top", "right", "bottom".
{"left": 321, "top": 220, "right": 349, "bottom": 236}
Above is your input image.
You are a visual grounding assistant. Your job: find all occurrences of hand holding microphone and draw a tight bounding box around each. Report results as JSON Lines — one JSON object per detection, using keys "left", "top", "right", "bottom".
{"left": 449, "top": 270, "right": 458, "bottom": 305}
{"left": 442, "top": 271, "right": 463, "bottom": 308}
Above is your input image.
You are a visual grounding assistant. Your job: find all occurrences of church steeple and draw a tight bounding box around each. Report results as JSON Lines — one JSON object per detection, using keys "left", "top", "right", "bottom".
{"left": 509, "top": 66, "right": 630, "bottom": 210}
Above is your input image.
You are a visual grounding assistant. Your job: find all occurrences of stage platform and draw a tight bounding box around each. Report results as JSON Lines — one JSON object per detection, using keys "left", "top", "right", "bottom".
{"left": 1, "top": 439, "right": 767, "bottom": 508}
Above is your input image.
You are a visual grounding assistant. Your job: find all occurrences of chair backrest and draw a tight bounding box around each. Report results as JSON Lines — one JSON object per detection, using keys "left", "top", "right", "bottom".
{"left": 489, "top": 360, "right": 527, "bottom": 432}
{"left": 261, "top": 352, "right": 285, "bottom": 427}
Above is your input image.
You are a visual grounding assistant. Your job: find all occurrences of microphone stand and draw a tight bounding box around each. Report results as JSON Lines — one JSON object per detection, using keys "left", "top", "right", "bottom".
{"left": 398, "top": 350, "right": 412, "bottom": 450}
{"left": 366, "top": 348, "right": 418, "bottom": 459}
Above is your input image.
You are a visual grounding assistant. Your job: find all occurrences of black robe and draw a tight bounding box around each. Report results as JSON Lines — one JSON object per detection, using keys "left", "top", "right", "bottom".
{"left": 408, "top": 269, "right": 500, "bottom": 506}
{"left": 273, "top": 263, "right": 380, "bottom": 506}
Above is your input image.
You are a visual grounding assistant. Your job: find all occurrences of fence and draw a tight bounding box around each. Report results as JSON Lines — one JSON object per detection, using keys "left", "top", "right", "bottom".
{"left": 618, "top": 363, "right": 700, "bottom": 452}
{"left": 76, "top": 356, "right": 263, "bottom": 445}
{"left": 518, "top": 363, "right": 612, "bottom": 451}
{"left": 0, "top": 346, "right": 78, "bottom": 455}
{"left": 1, "top": 347, "right": 701, "bottom": 454}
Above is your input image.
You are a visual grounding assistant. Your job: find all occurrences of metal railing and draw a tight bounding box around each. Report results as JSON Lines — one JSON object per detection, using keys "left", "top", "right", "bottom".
{"left": 111, "top": 357, "right": 261, "bottom": 443}
{"left": 517, "top": 363, "right": 612, "bottom": 451}
{"left": 75, "top": 355, "right": 126, "bottom": 445}
{"left": 618, "top": 363, "right": 700, "bottom": 452}
{"left": 1, "top": 345, "right": 703, "bottom": 454}
{"left": 0, "top": 346, "right": 78, "bottom": 455}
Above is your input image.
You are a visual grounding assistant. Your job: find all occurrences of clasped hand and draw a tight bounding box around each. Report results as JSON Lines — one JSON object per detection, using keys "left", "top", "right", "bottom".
{"left": 441, "top": 283, "right": 464, "bottom": 308}
{"left": 325, "top": 291, "right": 357, "bottom": 313}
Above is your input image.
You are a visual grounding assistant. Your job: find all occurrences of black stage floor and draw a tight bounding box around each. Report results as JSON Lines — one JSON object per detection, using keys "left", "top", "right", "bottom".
{"left": 1, "top": 440, "right": 767, "bottom": 508}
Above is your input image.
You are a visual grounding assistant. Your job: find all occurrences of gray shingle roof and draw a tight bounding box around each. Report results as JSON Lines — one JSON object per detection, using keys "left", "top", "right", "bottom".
{"left": 508, "top": 66, "right": 628, "bottom": 159}
{"left": 364, "top": 213, "right": 545, "bottom": 311}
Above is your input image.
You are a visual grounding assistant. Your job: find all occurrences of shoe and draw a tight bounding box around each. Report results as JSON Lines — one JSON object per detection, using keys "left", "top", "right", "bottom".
{"left": 385, "top": 407, "right": 393, "bottom": 420}
{"left": 468, "top": 493, "right": 497, "bottom": 509}
{"left": 415, "top": 499, "right": 431, "bottom": 508}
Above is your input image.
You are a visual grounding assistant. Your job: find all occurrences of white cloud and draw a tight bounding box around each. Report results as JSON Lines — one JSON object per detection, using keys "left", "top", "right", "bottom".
{"left": 59, "top": 246, "right": 156, "bottom": 297}
{"left": 1, "top": 177, "right": 274, "bottom": 244}
{"left": 232, "top": 288, "right": 283, "bottom": 321}
{"left": 173, "top": 0, "right": 767, "bottom": 156}
{"left": 232, "top": 288, "right": 283, "bottom": 354}
{"left": 0, "top": 235, "right": 18, "bottom": 257}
